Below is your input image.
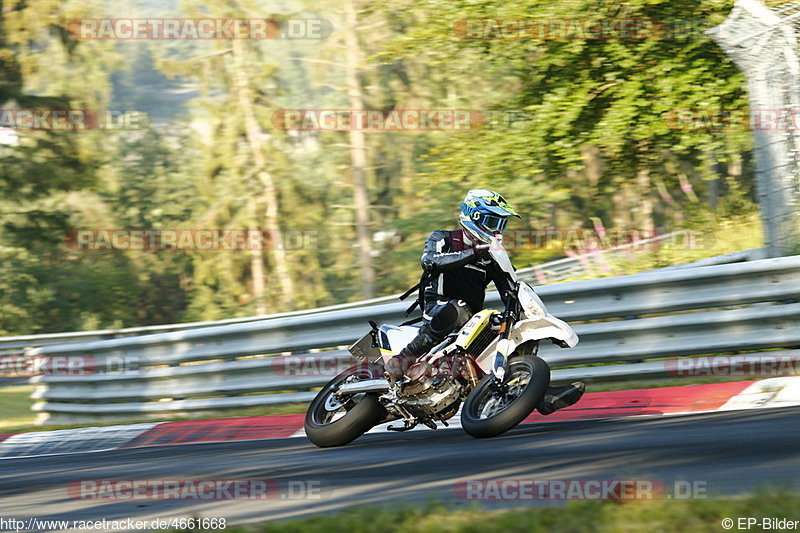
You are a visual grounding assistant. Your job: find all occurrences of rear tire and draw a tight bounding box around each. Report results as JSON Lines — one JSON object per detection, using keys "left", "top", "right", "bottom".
{"left": 305, "top": 364, "right": 387, "bottom": 448}
{"left": 461, "top": 353, "right": 550, "bottom": 439}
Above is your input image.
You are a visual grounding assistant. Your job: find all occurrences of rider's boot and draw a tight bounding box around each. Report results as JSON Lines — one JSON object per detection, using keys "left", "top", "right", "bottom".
{"left": 536, "top": 382, "right": 586, "bottom": 415}
{"left": 385, "top": 325, "right": 439, "bottom": 384}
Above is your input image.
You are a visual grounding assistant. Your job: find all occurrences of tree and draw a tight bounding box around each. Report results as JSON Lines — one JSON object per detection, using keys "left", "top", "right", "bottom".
{"left": 377, "top": 0, "right": 752, "bottom": 267}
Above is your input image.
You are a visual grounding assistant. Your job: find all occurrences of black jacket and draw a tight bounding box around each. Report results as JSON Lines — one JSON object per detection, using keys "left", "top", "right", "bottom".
{"left": 419, "top": 229, "right": 515, "bottom": 314}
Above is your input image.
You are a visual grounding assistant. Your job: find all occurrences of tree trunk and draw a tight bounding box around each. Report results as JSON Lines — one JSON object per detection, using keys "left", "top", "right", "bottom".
{"left": 636, "top": 167, "right": 655, "bottom": 236}
{"left": 247, "top": 197, "right": 267, "bottom": 314}
{"left": 612, "top": 182, "right": 631, "bottom": 229}
{"left": 343, "top": 0, "right": 376, "bottom": 299}
{"left": 581, "top": 145, "right": 603, "bottom": 187}
{"left": 232, "top": 39, "right": 295, "bottom": 311}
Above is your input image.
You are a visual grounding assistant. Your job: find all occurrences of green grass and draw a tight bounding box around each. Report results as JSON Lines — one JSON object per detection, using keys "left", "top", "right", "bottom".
{"left": 164, "top": 490, "right": 799, "bottom": 532}
{"left": 0, "top": 385, "right": 38, "bottom": 432}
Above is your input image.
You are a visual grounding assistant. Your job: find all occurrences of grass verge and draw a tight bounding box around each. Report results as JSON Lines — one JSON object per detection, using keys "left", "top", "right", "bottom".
{"left": 173, "top": 490, "right": 798, "bottom": 532}
{"left": 0, "top": 385, "right": 39, "bottom": 432}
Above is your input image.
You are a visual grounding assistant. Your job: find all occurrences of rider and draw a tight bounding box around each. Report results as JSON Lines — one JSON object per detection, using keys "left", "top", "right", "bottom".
{"left": 389, "top": 189, "right": 584, "bottom": 415}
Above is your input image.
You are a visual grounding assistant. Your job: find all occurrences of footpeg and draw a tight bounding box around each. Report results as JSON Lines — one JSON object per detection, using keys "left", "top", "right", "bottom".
{"left": 387, "top": 421, "right": 417, "bottom": 432}
{"left": 421, "top": 419, "right": 438, "bottom": 430}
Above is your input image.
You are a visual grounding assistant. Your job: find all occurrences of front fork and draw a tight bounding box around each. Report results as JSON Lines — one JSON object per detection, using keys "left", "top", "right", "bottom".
{"left": 492, "top": 287, "right": 521, "bottom": 381}
{"left": 492, "top": 338, "right": 513, "bottom": 381}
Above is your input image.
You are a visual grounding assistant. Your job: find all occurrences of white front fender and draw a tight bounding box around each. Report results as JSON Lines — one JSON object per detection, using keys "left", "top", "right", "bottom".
{"left": 509, "top": 314, "right": 579, "bottom": 349}
{"left": 474, "top": 314, "right": 578, "bottom": 374}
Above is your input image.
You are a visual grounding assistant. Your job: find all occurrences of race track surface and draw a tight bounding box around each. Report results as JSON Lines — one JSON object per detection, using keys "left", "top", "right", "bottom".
{"left": 1, "top": 406, "right": 799, "bottom": 530}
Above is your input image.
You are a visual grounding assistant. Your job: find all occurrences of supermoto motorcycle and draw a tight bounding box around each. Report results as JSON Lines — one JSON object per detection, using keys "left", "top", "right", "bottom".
{"left": 304, "top": 235, "right": 578, "bottom": 447}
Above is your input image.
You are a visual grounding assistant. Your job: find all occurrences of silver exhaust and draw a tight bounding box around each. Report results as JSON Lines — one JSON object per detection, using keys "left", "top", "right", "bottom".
{"left": 338, "top": 378, "right": 390, "bottom": 394}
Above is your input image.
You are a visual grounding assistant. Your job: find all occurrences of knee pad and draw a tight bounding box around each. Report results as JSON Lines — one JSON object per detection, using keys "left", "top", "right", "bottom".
{"left": 429, "top": 299, "right": 471, "bottom": 337}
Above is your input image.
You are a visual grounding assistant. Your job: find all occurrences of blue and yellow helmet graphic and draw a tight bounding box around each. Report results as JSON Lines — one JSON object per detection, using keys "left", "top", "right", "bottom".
{"left": 458, "top": 189, "right": 520, "bottom": 244}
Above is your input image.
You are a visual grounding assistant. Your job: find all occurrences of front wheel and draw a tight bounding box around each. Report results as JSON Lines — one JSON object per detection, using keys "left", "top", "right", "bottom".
{"left": 461, "top": 354, "right": 550, "bottom": 439}
{"left": 305, "top": 364, "right": 387, "bottom": 448}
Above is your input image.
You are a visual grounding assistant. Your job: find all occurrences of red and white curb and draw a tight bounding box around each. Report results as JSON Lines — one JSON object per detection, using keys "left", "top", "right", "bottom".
{"left": 1, "top": 378, "right": 798, "bottom": 459}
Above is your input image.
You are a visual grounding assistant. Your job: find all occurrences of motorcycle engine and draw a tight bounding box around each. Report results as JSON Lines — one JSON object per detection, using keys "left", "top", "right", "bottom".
{"left": 398, "top": 361, "right": 463, "bottom": 420}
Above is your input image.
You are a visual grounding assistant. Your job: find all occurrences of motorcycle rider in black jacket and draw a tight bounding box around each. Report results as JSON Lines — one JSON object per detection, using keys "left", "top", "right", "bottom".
{"left": 388, "top": 189, "right": 584, "bottom": 415}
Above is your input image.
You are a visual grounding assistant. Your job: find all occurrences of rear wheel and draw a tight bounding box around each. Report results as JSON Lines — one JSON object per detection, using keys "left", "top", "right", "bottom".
{"left": 305, "top": 364, "right": 387, "bottom": 448}
{"left": 461, "top": 350, "right": 549, "bottom": 439}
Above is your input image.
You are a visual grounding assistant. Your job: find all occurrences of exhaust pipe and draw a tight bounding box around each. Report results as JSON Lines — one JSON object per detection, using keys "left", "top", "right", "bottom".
{"left": 338, "top": 378, "right": 390, "bottom": 394}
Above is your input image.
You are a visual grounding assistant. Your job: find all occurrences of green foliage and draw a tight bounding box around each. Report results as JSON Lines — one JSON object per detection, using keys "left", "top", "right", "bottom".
{"left": 378, "top": 0, "right": 751, "bottom": 230}
{"left": 600, "top": 212, "right": 763, "bottom": 278}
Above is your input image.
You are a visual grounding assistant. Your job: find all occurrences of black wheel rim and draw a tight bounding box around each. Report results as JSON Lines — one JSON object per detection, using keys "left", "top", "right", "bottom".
{"left": 472, "top": 360, "right": 533, "bottom": 420}
{"left": 310, "top": 367, "right": 376, "bottom": 426}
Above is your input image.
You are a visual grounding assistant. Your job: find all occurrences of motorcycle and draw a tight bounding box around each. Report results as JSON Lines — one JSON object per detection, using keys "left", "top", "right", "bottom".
{"left": 304, "top": 235, "right": 579, "bottom": 447}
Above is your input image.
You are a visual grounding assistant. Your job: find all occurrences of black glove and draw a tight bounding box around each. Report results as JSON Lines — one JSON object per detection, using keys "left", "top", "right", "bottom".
{"left": 472, "top": 244, "right": 491, "bottom": 261}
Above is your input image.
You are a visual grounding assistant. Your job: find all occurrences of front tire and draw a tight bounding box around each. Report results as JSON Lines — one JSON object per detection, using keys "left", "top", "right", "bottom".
{"left": 305, "top": 364, "right": 387, "bottom": 448}
{"left": 461, "top": 353, "right": 550, "bottom": 439}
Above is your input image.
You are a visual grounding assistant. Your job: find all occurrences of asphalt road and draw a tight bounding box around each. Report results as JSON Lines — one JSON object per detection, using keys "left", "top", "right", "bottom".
{"left": 1, "top": 407, "right": 799, "bottom": 530}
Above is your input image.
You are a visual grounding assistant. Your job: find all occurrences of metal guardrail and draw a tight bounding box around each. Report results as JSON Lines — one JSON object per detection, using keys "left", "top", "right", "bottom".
{"left": 27, "top": 254, "right": 800, "bottom": 423}
{"left": 0, "top": 235, "right": 763, "bottom": 359}
{"left": 0, "top": 298, "right": 401, "bottom": 358}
